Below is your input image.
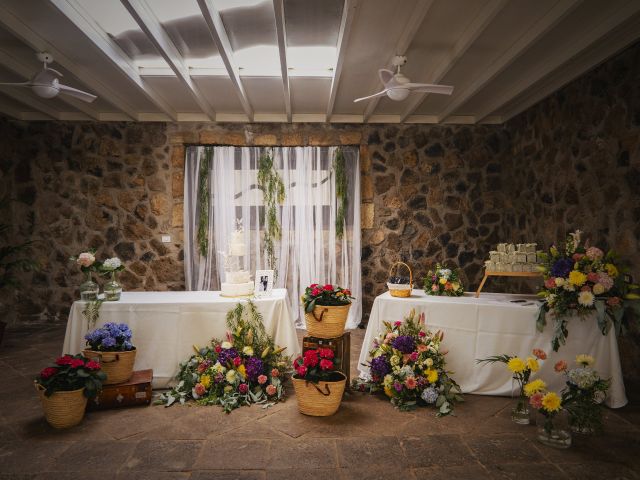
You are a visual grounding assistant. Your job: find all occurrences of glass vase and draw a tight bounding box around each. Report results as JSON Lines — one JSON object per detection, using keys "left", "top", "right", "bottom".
{"left": 511, "top": 378, "right": 530, "bottom": 425}
{"left": 568, "top": 397, "right": 603, "bottom": 435}
{"left": 79, "top": 271, "right": 99, "bottom": 301}
{"left": 537, "top": 411, "right": 572, "bottom": 448}
{"left": 103, "top": 271, "right": 122, "bottom": 301}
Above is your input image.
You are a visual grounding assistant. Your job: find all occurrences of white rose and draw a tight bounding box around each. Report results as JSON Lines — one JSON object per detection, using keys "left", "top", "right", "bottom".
{"left": 555, "top": 277, "right": 565, "bottom": 287}
{"left": 425, "top": 358, "right": 433, "bottom": 367}
{"left": 77, "top": 252, "right": 95, "bottom": 267}
{"left": 592, "top": 283, "right": 605, "bottom": 295}
{"left": 242, "top": 346, "right": 254, "bottom": 356}
{"left": 225, "top": 370, "right": 237, "bottom": 383}
{"left": 221, "top": 341, "right": 232, "bottom": 349}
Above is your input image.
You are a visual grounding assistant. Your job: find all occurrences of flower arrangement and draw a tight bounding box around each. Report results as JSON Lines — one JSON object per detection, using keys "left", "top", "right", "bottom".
{"left": 100, "top": 257, "right": 124, "bottom": 274}
{"left": 423, "top": 264, "right": 464, "bottom": 297}
{"left": 70, "top": 250, "right": 102, "bottom": 272}
{"left": 537, "top": 230, "right": 639, "bottom": 351}
{"left": 85, "top": 323, "right": 135, "bottom": 352}
{"left": 35, "top": 354, "right": 106, "bottom": 398}
{"left": 293, "top": 348, "right": 342, "bottom": 382}
{"left": 353, "top": 309, "right": 462, "bottom": 416}
{"left": 555, "top": 354, "right": 610, "bottom": 434}
{"left": 159, "top": 301, "right": 291, "bottom": 412}
{"left": 302, "top": 283, "right": 353, "bottom": 313}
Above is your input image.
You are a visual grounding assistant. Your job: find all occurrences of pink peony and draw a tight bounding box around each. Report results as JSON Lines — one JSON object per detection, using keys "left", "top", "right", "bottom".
{"left": 238, "top": 383, "right": 249, "bottom": 394}
{"left": 529, "top": 392, "right": 544, "bottom": 409}
{"left": 266, "top": 384, "right": 277, "bottom": 396}
{"left": 194, "top": 383, "right": 206, "bottom": 396}
{"left": 544, "top": 278, "right": 557, "bottom": 289}
{"left": 77, "top": 252, "right": 95, "bottom": 267}
{"left": 598, "top": 273, "right": 614, "bottom": 290}
{"left": 258, "top": 375, "right": 268, "bottom": 385}
{"left": 586, "top": 247, "right": 604, "bottom": 261}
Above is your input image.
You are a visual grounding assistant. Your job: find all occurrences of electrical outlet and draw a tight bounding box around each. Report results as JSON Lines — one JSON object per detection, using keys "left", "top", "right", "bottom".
{"left": 161, "top": 235, "right": 171, "bottom": 243}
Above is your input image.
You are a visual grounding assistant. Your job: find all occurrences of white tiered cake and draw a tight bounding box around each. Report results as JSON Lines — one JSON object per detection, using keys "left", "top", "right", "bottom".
{"left": 221, "top": 224, "right": 254, "bottom": 297}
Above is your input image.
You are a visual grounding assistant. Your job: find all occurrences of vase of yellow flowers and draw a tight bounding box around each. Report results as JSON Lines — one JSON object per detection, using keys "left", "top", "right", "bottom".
{"left": 534, "top": 393, "right": 572, "bottom": 448}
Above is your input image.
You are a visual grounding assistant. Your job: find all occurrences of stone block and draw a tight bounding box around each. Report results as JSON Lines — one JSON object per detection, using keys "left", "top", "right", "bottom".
{"left": 309, "top": 131, "right": 338, "bottom": 146}
{"left": 281, "top": 131, "right": 304, "bottom": 146}
{"left": 361, "top": 175, "right": 373, "bottom": 201}
{"left": 150, "top": 193, "right": 170, "bottom": 216}
{"left": 171, "top": 146, "right": 185, "bottom": 168}
{"left": 172, "top": 203, "right": 184, "bottom": 227}
{"left": 254, "top": 134, "right": 278, "bottom": 146}
{"left": 359, "top": 145, "right": 371, "bottom": 172}
{"left": 172, "top": 171, "right": 184, "bottom": 198}
{"left": 199, "top": 130, "right": 245, "bottom": 145}
{"left": 361, "top": 202, "right": 374, "bottom": 230}
{"left": 339, "top": 131, "right": 362, "bottom": 145}
{"left": 168, "top": 131, "right": 198, "bottom": 145}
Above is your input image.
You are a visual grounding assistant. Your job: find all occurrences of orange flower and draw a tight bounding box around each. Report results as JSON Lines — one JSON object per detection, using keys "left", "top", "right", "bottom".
{"left": 554, "top": 360, "right": 568, "bottom": 372}
{"left": 532, "top": 348, "right": 547, "bottom": 360}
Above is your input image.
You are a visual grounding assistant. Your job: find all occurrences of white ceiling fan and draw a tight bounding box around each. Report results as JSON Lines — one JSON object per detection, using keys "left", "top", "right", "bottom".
{"left": 354, "top": 55, "right": 453, "bottom": 103}
{"left": 0, "top": 52, "right": 97, "bottom": 103}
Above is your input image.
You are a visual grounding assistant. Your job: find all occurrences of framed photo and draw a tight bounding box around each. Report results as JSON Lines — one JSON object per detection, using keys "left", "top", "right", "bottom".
{"left": 254, "top": 270, "right": 274, "bottom": 297}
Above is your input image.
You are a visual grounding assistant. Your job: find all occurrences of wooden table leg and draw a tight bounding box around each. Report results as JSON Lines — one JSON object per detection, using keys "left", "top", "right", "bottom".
{"left": 476, "top": 274, "right": 489, "bottom": 298}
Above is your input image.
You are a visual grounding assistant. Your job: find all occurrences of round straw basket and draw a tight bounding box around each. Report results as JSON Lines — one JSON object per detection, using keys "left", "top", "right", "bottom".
{"left": 83, "top": 348, "right": 136, "bottom": 385}
{"left": 35, "top": 384, "right": 87, "bottom": 429}
{"left": 305, "top": 304, "right": 351, "bottom": 339}
{"left": 387, "top": 261, "right": 413, "bottom": 298}
{"left": 293, "top": 372, "right": 347, "bottom": 416}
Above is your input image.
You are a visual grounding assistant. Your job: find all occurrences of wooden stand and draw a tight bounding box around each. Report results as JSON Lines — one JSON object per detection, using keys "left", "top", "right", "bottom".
{"left": 475, "top": 271, "right": 542, "bottom": 297}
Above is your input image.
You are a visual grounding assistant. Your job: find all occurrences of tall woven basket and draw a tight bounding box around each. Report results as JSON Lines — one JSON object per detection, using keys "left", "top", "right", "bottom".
{"left": 387, "top": 261, "right": 413, "bottom": 297}
{"left": 305, "top": 304, "right": 351, "bottom": 339}
{"left": 83, "top": 348, "right": 136, "bottom": 385}
{"left": 293, "top": 372, "right": 346, "bottom": 416}
{"left": 35, "top": 384, "right": 87, "bottom": 429}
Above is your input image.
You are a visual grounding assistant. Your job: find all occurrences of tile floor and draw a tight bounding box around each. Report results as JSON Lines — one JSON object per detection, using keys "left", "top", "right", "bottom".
{"left": 0, "top": 324, "right": 639, "bottom": 479}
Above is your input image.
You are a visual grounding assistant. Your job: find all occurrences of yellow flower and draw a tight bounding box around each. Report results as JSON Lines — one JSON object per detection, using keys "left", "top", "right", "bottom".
{"left": 550, "top": 246, "right": 559, "bottom": 256}
{"left": 424, "top": 368, "right": 439, "bottom": 383}
{"left": 507, "top": 357, "right": 526, "bottom": 374}
{"left": 439, "top": 277, "right": 447, "bottom": 285}
{"left": 383, "top": 374, "right": 393, "bottom": 387}
{"left": 605, "top": 263, "right": 618, "bottom": 278}
{"left": 384, "top": 386, "right": 394, "bottom": 398}
{"left": 224, "top": 385, "right": 233, "bottom": 393}
{"left": 541, "top": 392, "right": 562, "bottom": 412}
{"left": 242, "top": 346, "right": 254, "bottom": 356}
{"left": 200, "top": 374, "right": 211, "bottom": 389}
{"left": 451, "top": 282, "right": 460, "bottom": 291}
{"left": 225, "top": 369, "right": 237, "bottom": 383}
{"left": 568, "top": 270, "right": 587, "bottom": 286}
{"left": 526, "top": 357, "right": 539, "bottom": 372}
{"left": 523, "top": 379, "right": 546, "bottom": 397}
{"left": 237, "top": 364, "right": 247, "bottom": 379}
{"left": 575, "top": 354, "right": 595, "bottom": 367}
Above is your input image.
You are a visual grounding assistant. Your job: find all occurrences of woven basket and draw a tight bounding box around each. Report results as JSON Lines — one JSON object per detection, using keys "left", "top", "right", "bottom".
{"left": 388, "top": 261, "right": 413, "bottom": 297}
{"left": 293, "top": 373, "right": 346, "bottom": 416}
{"left": 305, "top": 304, "right": 351, "bottom": 339}
{"left": 35, "top": 384, "right": 87, "bottom": 429}
{"left": 83, "top": 348, "right": 136, "bottom": 385}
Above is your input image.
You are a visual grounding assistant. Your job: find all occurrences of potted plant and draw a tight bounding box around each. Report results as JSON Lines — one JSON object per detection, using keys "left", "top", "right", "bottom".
{"left": 302, "top": 283, "right": 354, "bottom": 338}
{"left": 292, "top": 347, "right": 346, "bottom": 416}
{"left": 34, "top": 354, "right": 105, "bottom": 428}
{"left": 83, "top": 322, "right": 136, "bottom": 384}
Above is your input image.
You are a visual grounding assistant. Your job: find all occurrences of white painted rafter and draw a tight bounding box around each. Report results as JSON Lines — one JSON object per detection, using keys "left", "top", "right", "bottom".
{"left": 0, "top": 97, "right": 23, "bottom": 119}
{"left": 121, "top": 0, "right": 216, "bottom": 121}
{"left": 326, "top": 0, "right": 359, "bottom": 122}
{"left": 436, "top": 0, "right": 581, "bottom": 122}
{"left": 273, "top": 0, "right": 291, "bottom": 122}
{"left": 476, "top": 2, "right": 640, "bottom": 123}
{"left": 197, "top": 0, "right": 254, "bottom": 121}
{"left": 0, "top": 3, "right": 138, "bottom": 120}
{"left": 399, "top": 0, "right": 507, "bottom": 123}
{"left": 51, "top": 0, "right": 177, "bottom": 121}
{"left": 362, "top": 0, "right": 435, "bottom": 123}
{"left": 0, "top": 85, "right": 62, "bottom": 120}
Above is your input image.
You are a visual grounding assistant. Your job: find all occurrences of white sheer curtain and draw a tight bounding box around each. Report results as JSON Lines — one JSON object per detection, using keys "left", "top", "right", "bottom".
{"left": 183, "top": 145, "right": 361, "bottom": 329}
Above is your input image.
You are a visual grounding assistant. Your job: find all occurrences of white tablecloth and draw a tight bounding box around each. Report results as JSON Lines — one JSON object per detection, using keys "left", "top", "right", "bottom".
{"left": 359, "top": 290, "right": 627, "bottom": 408}
{"left": 63, "top": 289, "right": 300, "bottom": 388}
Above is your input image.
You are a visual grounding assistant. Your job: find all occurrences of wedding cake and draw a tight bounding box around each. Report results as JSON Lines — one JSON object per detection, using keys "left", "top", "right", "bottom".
{"left": 220, "top": 222, "right": 254, "bottom": 297}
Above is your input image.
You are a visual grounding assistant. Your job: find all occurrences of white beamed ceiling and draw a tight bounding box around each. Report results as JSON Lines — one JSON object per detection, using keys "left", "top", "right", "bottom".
{"left": 0, "top": 0, "right": 638, "bottom": 124}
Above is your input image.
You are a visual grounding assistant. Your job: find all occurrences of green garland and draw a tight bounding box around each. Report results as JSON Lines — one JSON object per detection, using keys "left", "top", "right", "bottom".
{"left": 257, "top": 149, "right": 285, "bottom": 278}
{"left": 82, "top": 299, "right": 104, "bottom": 330}
{"left": 333, "top": 148, "right": 348, "bottom": 239}
{"left": 197, "top": 147, "right": 212, "bottom": 257}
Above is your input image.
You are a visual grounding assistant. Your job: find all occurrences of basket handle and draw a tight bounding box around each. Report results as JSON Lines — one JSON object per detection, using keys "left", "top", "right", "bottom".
{"left": 312, "top": 307, "right": 329, "bottom": 322}
{"left": 34, "top": 382, "right": 45, "bottom": 393}
{"left": 309, "top": 382, "right": 332, "bottom": 396}
{"left": 96, "top": 353, "right": 120, "bottom": 363}
{"left": 388, "top": 261, "right": 413, "bottom": 287}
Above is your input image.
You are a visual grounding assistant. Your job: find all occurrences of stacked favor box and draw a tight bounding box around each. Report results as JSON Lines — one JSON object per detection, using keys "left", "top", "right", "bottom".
{"left": 485, "top": 243, "right": 541, "bottom": 272}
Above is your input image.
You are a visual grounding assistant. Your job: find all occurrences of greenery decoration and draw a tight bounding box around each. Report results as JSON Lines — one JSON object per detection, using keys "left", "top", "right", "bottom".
{"left": 82, "top": 299, "right": 104, "bottom": 330}
{"left": 333, "top": 148, "right": 348, "bottom": 239}
{"left": 197, "top": 146, "right": 212, "bottom": 257}
{"left": 257, "top": 149, "right": 285, "bottom": 278}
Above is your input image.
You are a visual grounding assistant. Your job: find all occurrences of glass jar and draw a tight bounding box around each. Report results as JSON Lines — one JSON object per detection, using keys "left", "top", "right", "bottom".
{"left": 79, "top": 271, "right": 99, "bottom": 301}
{"left": 511, "top": 378, "right": 530, "bottom": 425}
{"left": 103, "top": 271, "right": 122, "bottom": 301}
{"left": 537, "top": 410, "right": 572, "bottom": 448}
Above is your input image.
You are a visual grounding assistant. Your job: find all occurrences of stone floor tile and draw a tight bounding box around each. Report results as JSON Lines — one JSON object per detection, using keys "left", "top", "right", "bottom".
{"left": 267, "top": 468, "right": 337, "bottom": 480}
{"left": 49, "top": 440, "right": 136, "bottom": 472}
{"left": 195, "top": 439, "right": 271, "bottom": 470}
{"left": 557, "top": 462, "right": 639, "bottom": 480}
{"left": 115, "top": 472, "right": 192, "bottom": 480}
{"left": 336, "top": 436, "right": 405, "bottom": 468}
{"left": 412, "top": 465, "right": 492, "bottom": 480}
{"left": 123, "top": 440, "right": 203, "bottom": 471}
{"left": 486, "top": 463, "right": 570, "bottom": 479}
{"left": 340, "top": 467, "right": 417, "bottom": 480}
{"left": 400, "top": 434, "right": 474, "bottom": 467}
{"left": 464, "top": 433, "right": 545, "bottom": 465}
{"left": 267, "top": 438, "right": 337, "bottom": 469}
{"left": 0, "top": 441, "right": 73, "bottom": 474}
{"left": 192, "top": 471, "right": 266, "bottom": 480}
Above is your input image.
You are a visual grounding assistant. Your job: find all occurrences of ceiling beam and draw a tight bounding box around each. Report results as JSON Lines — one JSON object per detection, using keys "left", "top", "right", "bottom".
{"left": 121, "top": 0, "right": 216, "bottom": 121}
{"left": 272, "top": 0, "right": 291, "bottom": 122}
{"left": 197, "top": 0, "right": 254, "bottom": 121}
{"left": 400, "top": 0, "right": 507, "bottom": 123}
{"left": 51, "top": 0, "right": 177, "bottom": 121}
{"left": 476, "top": 3, "right": 640, "bottom": 123}
{"left": 0, "top": 4, "right": 139, "bottom": 120}
{"left": 436, "top": 0, "right": 581, "bottom": 122}
{"left": 362, "top": 0, "right": 435, "bottom": 123}
{"left": 0, "top": 48, "right": 101, "bottom": 120}
{"left": 0, "top": 86, "right": 62, "bottom": 120}
{"left": 326, "top": 0, "right": 359, "bottom": 122}
{"left": 0, "top": 95, "right": 25, "bottom": 119}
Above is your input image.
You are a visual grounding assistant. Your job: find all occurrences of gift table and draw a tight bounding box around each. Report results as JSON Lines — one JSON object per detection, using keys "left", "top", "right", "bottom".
{"left": 63, "top": 289, "right": 300, "bottom": 388}
{"left": 359, "top": 290, "right": 627, "bottom": 408}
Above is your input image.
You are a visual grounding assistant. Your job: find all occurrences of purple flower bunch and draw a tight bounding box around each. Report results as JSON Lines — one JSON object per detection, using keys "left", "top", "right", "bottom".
{"left": 392, "top": 335, "right": 416, "bottom": 354}
{"left": 550, "top": 258, "right": 574, "bottom": 278}
{"left": 217, "top": 348, "right": 238, "bottom": 366}
{"left": 85, "top": 322, "right": 134, "bottom": 352}
{"left": 245, "top": 356, "right": 264, "bottom": 381}
{"left": 370, "top": 355, "right": 391, "bottom": 378}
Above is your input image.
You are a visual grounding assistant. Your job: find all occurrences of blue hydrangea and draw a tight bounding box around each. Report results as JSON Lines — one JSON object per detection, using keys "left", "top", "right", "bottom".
{"left": 123, "top": 340, "right": 133, "bottom": 351}
{"left": 101, "top": 336, "right": 116, "bottom": 348}
{"left": 421, "top": 386, "right": 439, "bottom": 404}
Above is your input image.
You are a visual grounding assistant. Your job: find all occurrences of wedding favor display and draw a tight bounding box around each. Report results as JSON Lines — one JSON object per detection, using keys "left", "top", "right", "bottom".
{"left": 83, "top": 322, "right": 137, "bottom": 385}
{"left": 424, "top": 264, "right": 464, "bottom": 296}
{"left": 221, "top": 221, "right": 255, "bottom": 297}
{"left": 354, "top": 310, "right": 462, "bottom": 416}
{"left": 387, "top": 261, "right": 413, "bottom": 297}
{"left": 485, "top": 243, "right": 541, "bottom": 272}
{"left": 302, "top": 283, "right": 354, "bottom": 338}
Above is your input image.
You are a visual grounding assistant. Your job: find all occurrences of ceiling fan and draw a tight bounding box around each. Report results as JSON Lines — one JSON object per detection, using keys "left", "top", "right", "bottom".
{"left": 354, "top": 55, "right": 453, "bottom": 103}
{"left": 0, "top": 52, "right": 97, "bottom": 103}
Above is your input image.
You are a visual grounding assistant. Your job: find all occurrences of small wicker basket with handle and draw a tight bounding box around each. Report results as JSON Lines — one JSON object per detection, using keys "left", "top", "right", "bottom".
{"left": 387, "top": 261, "right": 413, "bottom": 298}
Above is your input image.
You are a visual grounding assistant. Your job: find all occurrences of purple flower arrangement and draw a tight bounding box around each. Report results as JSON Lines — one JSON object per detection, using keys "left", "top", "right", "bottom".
{"left": 85, "top": 322, "right": 134, "bottom": 352}
{"left": 391, "top": 335, "right": 415, "bottom": 354}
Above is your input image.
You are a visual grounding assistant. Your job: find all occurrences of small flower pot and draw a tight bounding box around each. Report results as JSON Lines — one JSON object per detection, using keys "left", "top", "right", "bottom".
{"left": 35, "top": 384, "right": 87, "bottom": 429}
{"left": 293, "top": 372, "right": 346, "bottom": 416}
{"left": 83, "top": 348, "right": 136, "bottom": 385}
{"left": 305, "top": 304, "right": 350, "bottom": 339}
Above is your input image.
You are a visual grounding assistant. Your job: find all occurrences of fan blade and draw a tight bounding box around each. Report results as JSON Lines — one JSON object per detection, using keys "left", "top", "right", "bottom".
{"left": 353, "top": 89, "right": 389, "bottom": 103}
{"left": 0, "top": 81, "right": 31, "bottom": 87}
{"left": 58, "top": 84, "right": 97, "bottom": 103}
{"left": 378, "top": 69, "right": 395, "bottom": 86}
{"left": 404, "top": 83, "right": 454, "bottom": 95}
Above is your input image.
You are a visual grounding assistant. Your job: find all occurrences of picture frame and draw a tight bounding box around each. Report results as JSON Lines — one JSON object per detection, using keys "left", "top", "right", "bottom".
{"left": 254, "top": 270, "right": 274, "bottom": 297}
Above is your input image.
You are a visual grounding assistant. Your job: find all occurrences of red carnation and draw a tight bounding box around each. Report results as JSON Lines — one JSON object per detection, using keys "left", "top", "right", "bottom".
{"left": 55, "top": 355, "right": 73, "bottom": 366}
{"left": 319, "top": 359, "right": 334, "bottom": 371}
{"left": 86, "top": 361, "right": 101, "bottom": 370}
{"left": 238, "top": 383, "right": 249, "bottom": 394}
{"left": 233, "top": 356, "right": 242, "bottom": 367}
{"left": 40, "top": 367, "right": 58, "bottom": 379}
{"left": 70, "top": 358, "right": 85, "bottom": 368}
{"left": 214, "top": 345, "right": 222, "bottom": 354}
{"left": 323, "top": 284, "right": 334, "bottom": 291}
{"left": 303, "top": 349, "right": 319, "bottom": 367}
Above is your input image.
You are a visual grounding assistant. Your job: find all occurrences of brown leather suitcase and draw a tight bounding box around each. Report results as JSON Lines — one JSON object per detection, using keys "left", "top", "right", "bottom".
{"left": 87, "top": 369, "right": 153, "bottom": 411}
{"left": 302, "top": 332, "right": 351, "bottom": 387}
